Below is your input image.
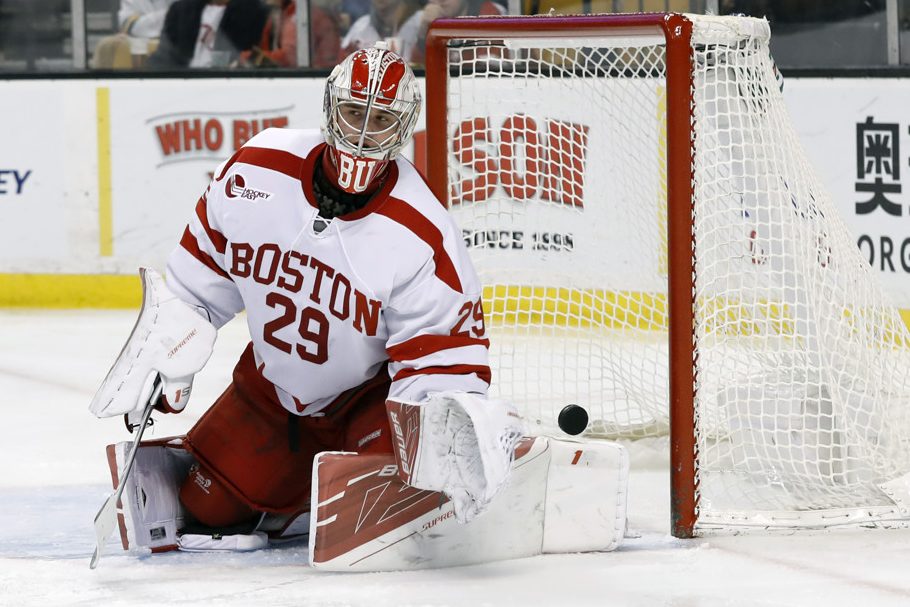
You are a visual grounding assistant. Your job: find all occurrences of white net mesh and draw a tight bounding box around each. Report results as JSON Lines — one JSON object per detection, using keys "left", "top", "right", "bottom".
{"left": 440, "top": 14, "right": 910, "bottom": 530}
{"left": 690, "top": 16, "right": 910, "bottom": 525}
{"left": 446, "top": 32, "right": 672, "bottom": 439}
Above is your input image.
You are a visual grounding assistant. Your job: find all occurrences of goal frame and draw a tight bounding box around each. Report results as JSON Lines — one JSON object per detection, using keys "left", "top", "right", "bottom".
{"left": 424, "top": 13, "right": 700, "bottom": 538}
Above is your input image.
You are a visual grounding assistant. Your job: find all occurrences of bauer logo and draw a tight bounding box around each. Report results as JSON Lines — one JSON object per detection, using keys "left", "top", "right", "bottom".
{"left": 225, "top": 173, "right": 272, "bottom": 202}
{"left": 388, "top": 411, "right": 411, "bottom": 476}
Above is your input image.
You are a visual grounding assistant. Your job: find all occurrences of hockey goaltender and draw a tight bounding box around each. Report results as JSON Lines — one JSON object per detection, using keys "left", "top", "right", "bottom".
{"left": 87, "top": 43, "right": 629, "bottom": 571}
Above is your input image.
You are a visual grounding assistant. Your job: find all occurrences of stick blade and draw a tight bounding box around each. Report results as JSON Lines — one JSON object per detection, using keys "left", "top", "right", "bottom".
{"left": 88, "top": 381, "right": 160, "bottom": 569}
{"left": 89, "top": 492, "right": 118, "bottom": 569}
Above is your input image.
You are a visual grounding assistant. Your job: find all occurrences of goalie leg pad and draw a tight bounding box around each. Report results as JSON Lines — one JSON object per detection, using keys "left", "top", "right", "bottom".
{"left": 107, "top": 437, "right": 194, "bottom": 554}
{"left": 309, "top": 436, "right": 629, "bottom": 571}
{"left": 106, "top": 438, "right": 275, "bottom": 555}
{"left": 542, "top": 438, "right": 629, "bottom": 553}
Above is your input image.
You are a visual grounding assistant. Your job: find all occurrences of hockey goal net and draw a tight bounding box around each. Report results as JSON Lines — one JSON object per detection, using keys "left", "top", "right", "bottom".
{"left": 425, "top": 13, "right": 910, "bottom": 536}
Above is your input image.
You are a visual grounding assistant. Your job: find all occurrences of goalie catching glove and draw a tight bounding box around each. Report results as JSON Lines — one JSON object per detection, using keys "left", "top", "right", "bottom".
{"left": 89, "top": 267, "right": 217, "bottom": 418}
{"left": 386, "top": 392, "right": 525, "bottom": 523}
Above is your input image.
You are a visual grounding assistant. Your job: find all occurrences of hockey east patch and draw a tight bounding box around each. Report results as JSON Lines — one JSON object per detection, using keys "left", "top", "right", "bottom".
{"left": 225, "top": 173, "right": 272, "bottom": 202}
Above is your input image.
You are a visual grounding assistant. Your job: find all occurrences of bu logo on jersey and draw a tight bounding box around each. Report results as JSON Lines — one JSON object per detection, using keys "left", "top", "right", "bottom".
{"left": 225, "top": 173, "right": 272, "bottom": 202}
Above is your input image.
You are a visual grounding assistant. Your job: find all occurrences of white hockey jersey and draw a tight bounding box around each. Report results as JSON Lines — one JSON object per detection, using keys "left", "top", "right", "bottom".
{"left": 166, "top": 128, "right": 490, "bottom": 416}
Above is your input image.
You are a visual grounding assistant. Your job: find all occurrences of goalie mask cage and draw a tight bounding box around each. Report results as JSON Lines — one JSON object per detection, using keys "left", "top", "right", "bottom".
{"left": 425, "top": 13, "right": 910, "bottom": 538}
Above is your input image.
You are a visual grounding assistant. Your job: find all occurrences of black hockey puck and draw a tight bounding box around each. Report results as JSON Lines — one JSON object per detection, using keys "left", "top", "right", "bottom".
{"left": 557, "top": 404, "right": 588, "bottom": 436}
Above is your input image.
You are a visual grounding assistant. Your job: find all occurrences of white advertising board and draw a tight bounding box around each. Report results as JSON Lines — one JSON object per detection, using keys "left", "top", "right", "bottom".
{"left": 3, "top": 75, "right": 910, "bottom": 308}
{"left": 0, "top": 77, "right": 426, "bottom": 280}
{"left": 0, "top": 81, "right": 68, "bottom": 262}
{"left": 784, "top": 79, "right": 910, "bottom": 300}
{"left": 109, "top": 79, "right": 319, "bottom": 263}
{"left": 446, "top": 77, "right": 667, "bottom": 294}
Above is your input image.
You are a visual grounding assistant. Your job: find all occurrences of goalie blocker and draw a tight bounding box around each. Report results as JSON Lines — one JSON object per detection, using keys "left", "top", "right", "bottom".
{"left": 104, "top": 434, "right": 628, "bottom": 569}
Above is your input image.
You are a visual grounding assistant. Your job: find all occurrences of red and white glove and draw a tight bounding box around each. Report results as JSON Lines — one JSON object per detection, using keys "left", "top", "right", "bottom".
{"left": 89, "top": 267, "right": 216, "bottom": 418}
{"left": 386, "top": 392, "right": 525, "bottom": 523}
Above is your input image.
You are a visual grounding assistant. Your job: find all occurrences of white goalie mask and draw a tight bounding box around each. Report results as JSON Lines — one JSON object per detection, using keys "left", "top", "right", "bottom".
{"left": 321, "top": 44, "right": 421, "bottom": 193}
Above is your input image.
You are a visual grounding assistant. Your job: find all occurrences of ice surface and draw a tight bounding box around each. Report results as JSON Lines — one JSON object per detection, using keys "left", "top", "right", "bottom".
{"left": 2, "top": 310, "right": 910, "bottom": 606}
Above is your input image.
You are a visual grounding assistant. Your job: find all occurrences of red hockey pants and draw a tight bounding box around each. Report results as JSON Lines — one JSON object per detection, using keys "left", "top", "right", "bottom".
{"left": 179, "top": 343, "right": 393, "bottom": 528}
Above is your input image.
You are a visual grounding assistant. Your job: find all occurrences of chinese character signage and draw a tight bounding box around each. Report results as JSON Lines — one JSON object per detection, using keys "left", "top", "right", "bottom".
{"left": 856, "top": 116, "right": 902, "bottom": 216}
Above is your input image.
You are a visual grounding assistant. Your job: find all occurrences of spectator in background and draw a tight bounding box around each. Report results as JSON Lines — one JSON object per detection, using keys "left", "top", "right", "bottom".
{"left": 338, "top": 0, "right": 370, "bottom": 32}
{"left": 339, "top": 0, "right": 415, "bottom": 58}
{"left": 92, "top": 0, "right": 175, "bottom": 68}
{"left": 240, "top": 0, "right": 342, "bottom": 69}
{"left": 399, "top": 0, "right": 504, "bottom": 65}
{"left": 146, "top": 0, "right": 269, "bottom": 69}
{"left": 119, "top": 0, "right": 177, "bottom": 56}
{"left": 339, "top": 0, "right": 370, "bottom": 34}
{"left": 243, "top": 0, "right": 300, "bottom": 67}
{"left": 310, "top": 0, "right": 344, "bottom": 68}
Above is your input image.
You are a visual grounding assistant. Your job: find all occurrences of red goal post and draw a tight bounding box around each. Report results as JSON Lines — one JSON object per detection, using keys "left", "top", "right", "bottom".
{"left": 426, "top": 12, "right": 699, "bottom": 538}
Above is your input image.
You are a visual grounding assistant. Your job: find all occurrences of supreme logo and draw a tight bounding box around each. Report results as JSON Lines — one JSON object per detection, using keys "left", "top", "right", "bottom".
{"left": 166, "top": 329, "right": 197, "bottom": 359}
{"left": 225, "top": 173, "right": 272, "bottom": 201}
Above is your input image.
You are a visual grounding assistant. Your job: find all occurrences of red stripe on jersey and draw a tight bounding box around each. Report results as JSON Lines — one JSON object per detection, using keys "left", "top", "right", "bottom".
{"left": 392, "top": 364, "right": 492, "bottom": 385}
{"left": 194, "top": 195, "right": 227, "bottom": 255}
{"left": 215, "top": 149, "right": 243, "bottom": 181}
{"left": 179, "top": 227, "right": 232, "bottom": 281}
{"left": 375, "top": 198, "right": 463, "bottom": 293}
{"left": 386, "top": 334, "right": 489, "bottom": 362}
{"left": 217, "top": 146, "right": 304, "bottom": 182}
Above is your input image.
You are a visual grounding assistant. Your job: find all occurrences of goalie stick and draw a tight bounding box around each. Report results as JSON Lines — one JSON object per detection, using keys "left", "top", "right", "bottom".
{"left": 89, "top": 377, "right": 163, "bottom": 569}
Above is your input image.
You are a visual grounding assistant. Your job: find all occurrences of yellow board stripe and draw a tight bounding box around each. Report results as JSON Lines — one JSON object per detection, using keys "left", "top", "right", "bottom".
{"left": 0, "top": 274, "right": 141, "bottom": 308}
{"left": 3, "top": 276, "right": 910, "bottom": 339}
{"left": 483, "top": 284, "right": 668, "bottom": 330}
{"left": 96, "top": 87, "right": 113, "bottom": 257}
{"left": 481, "top": 285, "right": 910, "bottom": 337}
